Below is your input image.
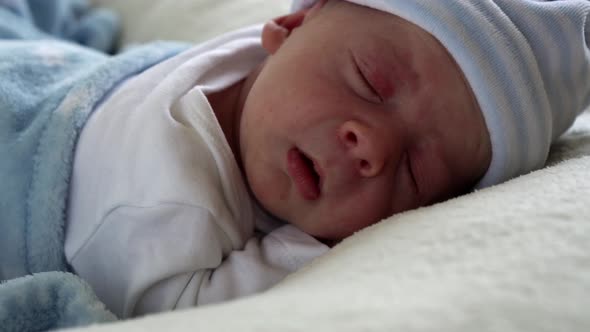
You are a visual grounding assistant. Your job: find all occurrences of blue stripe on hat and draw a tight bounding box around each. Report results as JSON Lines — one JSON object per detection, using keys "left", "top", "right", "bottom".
{"left": 499, "top": 1, "right": 568, "bottom": 139}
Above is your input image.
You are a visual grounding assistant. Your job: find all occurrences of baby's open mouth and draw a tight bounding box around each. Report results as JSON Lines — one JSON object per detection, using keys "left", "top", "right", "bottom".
{"left": 287, "top": 147, "right": 321, "bottom": 201}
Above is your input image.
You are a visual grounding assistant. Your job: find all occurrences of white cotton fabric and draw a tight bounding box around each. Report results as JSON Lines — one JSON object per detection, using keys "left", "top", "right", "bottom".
{"left": 65, "top": 25, "right": 328, "bottom": 319}
{"left": 293, "top": 0, "right": 590, "bottom": 188}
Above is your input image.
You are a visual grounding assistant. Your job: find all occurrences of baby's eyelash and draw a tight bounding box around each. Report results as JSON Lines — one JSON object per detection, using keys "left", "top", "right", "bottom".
{"left": 358, "top": 65, "right": 382, "bottom": 101}
{"left": 350, "top": 51, "right": 383, "bottom": 103}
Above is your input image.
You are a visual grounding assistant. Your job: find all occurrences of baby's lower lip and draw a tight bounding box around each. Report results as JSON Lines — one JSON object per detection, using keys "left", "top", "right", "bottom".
{"left": 286, "top": 148, "right": 321, "bottom": 201}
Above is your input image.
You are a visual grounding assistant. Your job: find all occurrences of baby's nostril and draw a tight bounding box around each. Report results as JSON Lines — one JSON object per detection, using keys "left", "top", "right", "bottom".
{"left": 360, "top": 160, "right": 369, "bottom": 170}
{"left": 346, "top": 132, "right": 357, "bottom": 145}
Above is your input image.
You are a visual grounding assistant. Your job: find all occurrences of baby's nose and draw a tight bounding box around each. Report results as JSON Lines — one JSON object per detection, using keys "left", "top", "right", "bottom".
{"left": 338, "top": 120, "right": 387, "bottom": 178}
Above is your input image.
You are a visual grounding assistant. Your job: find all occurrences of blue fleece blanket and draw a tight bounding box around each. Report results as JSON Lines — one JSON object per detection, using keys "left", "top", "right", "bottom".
{"left": 0, "top": 1, "right": 188, "bottom": 331}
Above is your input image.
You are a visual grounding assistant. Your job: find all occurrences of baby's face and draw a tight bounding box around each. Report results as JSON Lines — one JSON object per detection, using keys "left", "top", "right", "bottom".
{"left": 238, "top": 1, "right": 491, "bottom": 240}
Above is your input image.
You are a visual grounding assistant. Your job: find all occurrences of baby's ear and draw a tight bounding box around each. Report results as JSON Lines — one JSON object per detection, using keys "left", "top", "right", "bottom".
{"left": 262, "top": 0, "right": 327, "bottom": 54}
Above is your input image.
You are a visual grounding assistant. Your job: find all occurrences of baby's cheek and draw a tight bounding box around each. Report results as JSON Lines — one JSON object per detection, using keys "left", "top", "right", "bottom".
{"left": 247, "top": 165, "right": 286, "bottom": 209}
{"left": 346, "top": 190, "right": 392, "bottom": 232}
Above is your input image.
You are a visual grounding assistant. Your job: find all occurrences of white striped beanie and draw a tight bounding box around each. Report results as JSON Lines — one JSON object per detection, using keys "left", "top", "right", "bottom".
{"left": 292, "top": 0, "right": 590, "bottom": 188}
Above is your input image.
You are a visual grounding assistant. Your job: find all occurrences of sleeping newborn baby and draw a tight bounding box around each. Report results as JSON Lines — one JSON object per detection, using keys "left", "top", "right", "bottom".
{"left": 2, "top": 0, "right": 589, "bottom": 320}
{"left": 67, "top": 0, "right": 491, "bottom": 316}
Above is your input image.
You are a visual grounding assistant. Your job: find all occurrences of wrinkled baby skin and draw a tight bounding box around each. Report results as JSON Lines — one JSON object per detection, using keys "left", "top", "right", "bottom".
{"left": 215, "top": 0, "right": 492, "bottom": 241}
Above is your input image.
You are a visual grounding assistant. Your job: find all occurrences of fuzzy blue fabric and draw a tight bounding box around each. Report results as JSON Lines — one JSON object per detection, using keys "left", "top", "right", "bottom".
{"left": 0, "top": 272, "right": 117, "bottom": 332}
{"left": 0, "top": 0, "right": 189, "bottom": 330}
{"left": 0, "top": 0, "right": 120, "bottom": 52}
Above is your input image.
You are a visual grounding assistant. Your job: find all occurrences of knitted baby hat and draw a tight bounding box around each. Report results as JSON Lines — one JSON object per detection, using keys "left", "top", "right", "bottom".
{"left": 292, "top": 0, "right": 590, "bottom": 188}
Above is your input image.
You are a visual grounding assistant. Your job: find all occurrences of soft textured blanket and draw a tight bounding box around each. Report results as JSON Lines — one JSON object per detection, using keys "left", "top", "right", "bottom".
{"left": 0, "top": 1, "right": 186, "bottom": 330}
{"left": 0, "top": 272, "right": 116, "bottom": 331}
{"left": 0, "top": 0, "right": 119, "bottom": 53}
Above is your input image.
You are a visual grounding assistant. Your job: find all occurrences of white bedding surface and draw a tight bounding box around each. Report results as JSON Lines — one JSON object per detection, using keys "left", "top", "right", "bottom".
{"left": 74, "top": 2, "right": 590, "bottom": 331}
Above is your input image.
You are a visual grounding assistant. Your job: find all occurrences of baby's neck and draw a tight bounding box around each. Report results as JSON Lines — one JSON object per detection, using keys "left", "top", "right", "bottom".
{"left": 206, "top": 63, "right": 263, "bottom": 170}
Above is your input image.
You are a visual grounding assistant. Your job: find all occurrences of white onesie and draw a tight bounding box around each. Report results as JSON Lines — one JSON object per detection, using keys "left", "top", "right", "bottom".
{"left": 65, "top": 25, "right": 328, "bottom": 318}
